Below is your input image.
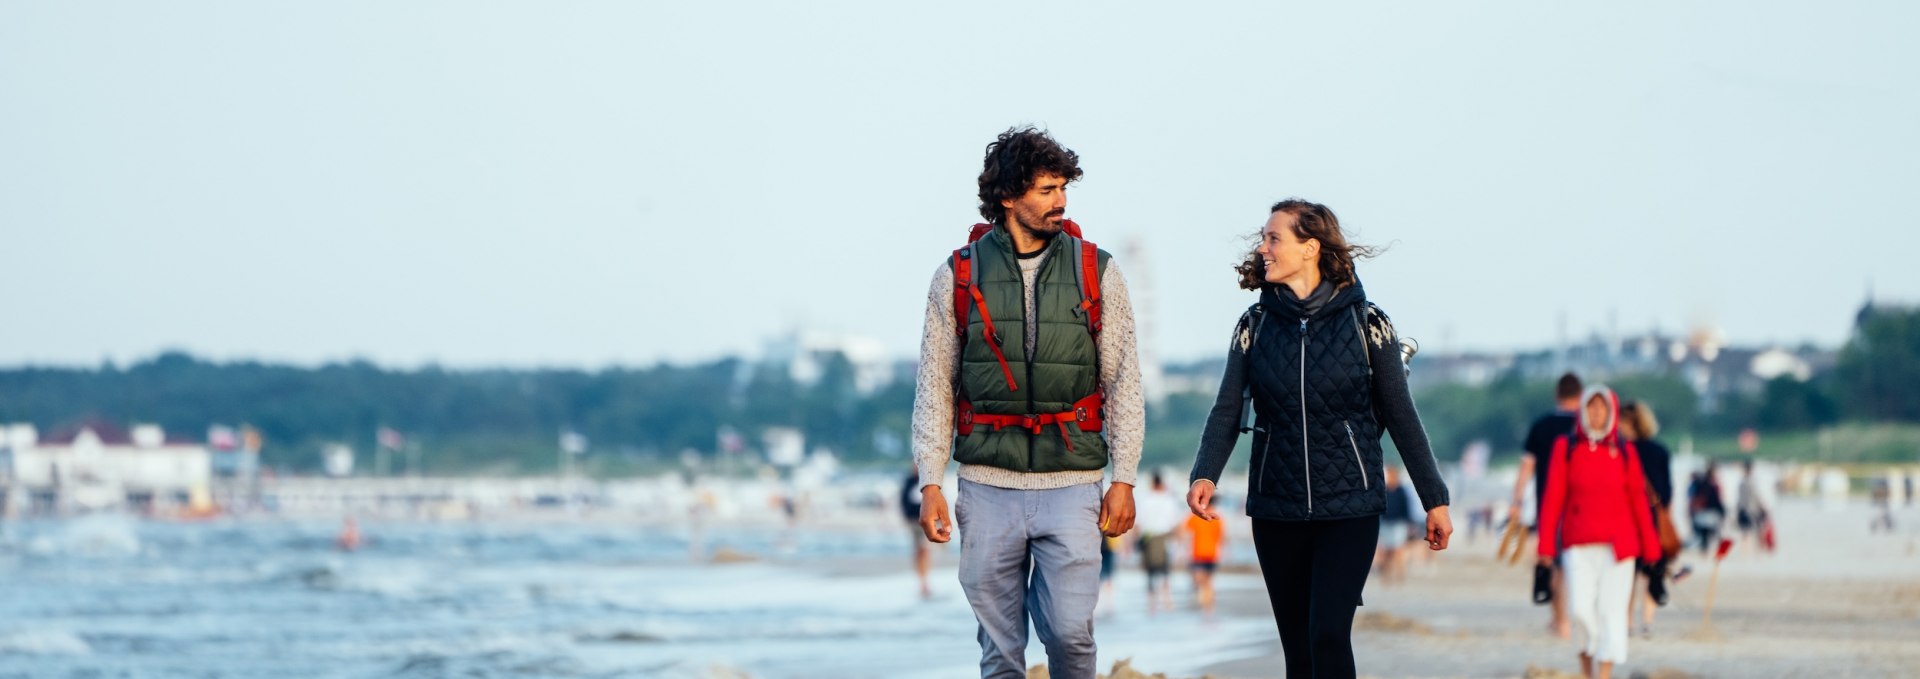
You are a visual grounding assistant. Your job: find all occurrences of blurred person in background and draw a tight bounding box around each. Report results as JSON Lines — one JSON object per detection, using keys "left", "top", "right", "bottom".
{"left": 901, "top": 468, "right": 932, "bottom": 599}
{"left": 336, "top": 516, "right": 362, "bottom": 552}
{"left": 1187, "top": 198, "right": 1452, "bottom": 679}
{"left": 1618, "top": 401, "right": 1673, "bottom": 637}
{"left": 1518, "top": 372, "right": 1584, "bottom": 638}
{"left": 1869, "top": 478, "right": 1896, "bottom": 533}
{"left": 1136, "top": 471, "right": 1183, "bottom": 614}
{"left": 1095, "top": 534, "right": 1119, "bottom": 617}
{"left": 1182, "top": 506, "right": 1226, "bottom": 614}
{"left": 1371, "top": 466, "right": 1421, "bottom": 586}
{"left": 1736, "top": 458, "right": 1771, "bottom": 554}
{"left": 1688, "top": 462, "right": 1727, "bottom": 555}
{"left": 1538, "top": 386, "right": 1663, "bottom": 679}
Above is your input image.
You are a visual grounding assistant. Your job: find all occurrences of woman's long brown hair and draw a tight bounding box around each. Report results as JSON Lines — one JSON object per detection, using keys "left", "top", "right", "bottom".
{"left": 1235, "top": 199, "right": 1380, "bottom": 291}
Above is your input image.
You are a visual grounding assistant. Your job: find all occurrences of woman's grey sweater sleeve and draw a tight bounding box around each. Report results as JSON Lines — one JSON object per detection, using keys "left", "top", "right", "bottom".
{"left": 1189, "top": 312, "right": 1254, "bottom": 487}
{"left": 1366, "top": 308, "right": 1451, "bottom": 511}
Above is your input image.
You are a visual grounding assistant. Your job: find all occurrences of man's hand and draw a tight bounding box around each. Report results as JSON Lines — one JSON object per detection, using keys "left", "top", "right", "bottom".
{"left": 919, "top": 485, "right": 952, "bottom": 543}
{"left": 1186, "top": 479, "right": 1221, "bottom": 521}
{"left": 1425, "top": 505, "right": 1454, "bottom": 551}
{"left": 1098, "top": 482, "right": 1135, "bottom": 538}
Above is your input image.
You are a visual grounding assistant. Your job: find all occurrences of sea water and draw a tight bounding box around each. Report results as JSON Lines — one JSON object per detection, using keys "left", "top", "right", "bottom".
{"left": 0, "top": 512, "right": 1271, "bottom": 678}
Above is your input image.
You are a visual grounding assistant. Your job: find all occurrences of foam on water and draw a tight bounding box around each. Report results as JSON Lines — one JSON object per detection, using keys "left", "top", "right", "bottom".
{"left": 0, "top": 629, "right": 93, "bottom": 655}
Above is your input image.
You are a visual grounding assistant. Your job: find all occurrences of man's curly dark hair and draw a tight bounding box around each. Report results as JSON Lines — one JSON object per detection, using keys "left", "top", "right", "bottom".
{"left": 976, "top": 126, "right": 1083, "bottom": 225}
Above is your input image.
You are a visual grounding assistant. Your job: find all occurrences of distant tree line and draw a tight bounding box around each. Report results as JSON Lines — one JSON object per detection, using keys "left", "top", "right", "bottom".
{"left": 1, "top": 307, "right": 1914, "bottom": 473}
{"left": 0, "top": 351, "right": 911, "bottom": 474}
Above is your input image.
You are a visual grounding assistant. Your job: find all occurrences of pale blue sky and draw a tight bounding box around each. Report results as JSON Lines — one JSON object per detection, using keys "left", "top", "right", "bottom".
{"left": 4, "top": 2, "right": 1916, "bottom": 368}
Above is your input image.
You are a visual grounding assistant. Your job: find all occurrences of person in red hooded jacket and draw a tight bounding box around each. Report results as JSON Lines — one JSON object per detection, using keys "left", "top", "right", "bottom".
{"left": 1537, "top": 385, "right": 1662, "bottom": 679}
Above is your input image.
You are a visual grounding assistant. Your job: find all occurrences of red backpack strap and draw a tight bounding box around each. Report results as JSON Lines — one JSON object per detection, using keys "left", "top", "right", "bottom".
{"left": 953, "top": 223, "right": 994, "bottom": 337}
{"left": 951, "top": 226, "right": 1018, "bottom": 392}
{"left": 1069, "top": 237, "right": 1103, "bottom": 336}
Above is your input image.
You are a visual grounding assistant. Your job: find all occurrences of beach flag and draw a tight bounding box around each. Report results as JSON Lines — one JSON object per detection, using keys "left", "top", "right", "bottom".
{"left": 208, "top": 425, "right": 238, "bottom": 451}
{"left": 378, "top": 427, "right": 405, "bottom": 450}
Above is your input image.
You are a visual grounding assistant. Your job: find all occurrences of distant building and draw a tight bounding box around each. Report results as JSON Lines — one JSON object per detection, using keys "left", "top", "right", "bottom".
{"left": 756, "top": 331, "right": 897, "bottom": 396}
{"left": 0, "top": 421, "right": 212, "bottom": 514}
{"left": 1162, "top": 322, "right": 1839, "bottom": 417}
{"left": 206, "top": 424, "right": 261, "bottom": 479}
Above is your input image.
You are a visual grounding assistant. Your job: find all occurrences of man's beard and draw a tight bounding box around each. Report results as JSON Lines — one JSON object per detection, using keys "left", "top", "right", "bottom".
{"left": 1014, "top": 207, "right": 1065, "bottom": 235}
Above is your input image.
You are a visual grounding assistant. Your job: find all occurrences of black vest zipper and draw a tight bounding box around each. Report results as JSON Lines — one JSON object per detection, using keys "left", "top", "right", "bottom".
{"left": 1300, "top": 316, "right": 1311, "bottom": 516}
{"left": 1346, "top": 421, "right": 1369, "bottom": 490}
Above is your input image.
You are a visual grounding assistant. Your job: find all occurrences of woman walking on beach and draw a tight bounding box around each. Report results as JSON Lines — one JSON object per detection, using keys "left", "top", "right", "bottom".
{"left": 1735, "top": 458, "right": 1771, "bottom": 553}
{"left": 1538, "top": 386, "right": 1663, "bottom": 679}
{"left": 1186, "top": 199, "right": 1452, "bottom": 679}
{"left": 1687, "top": 462, "right": 1726, "bottom": 555}
{"left": 1618, "top": 401, "right": 1673, "bottom": 636}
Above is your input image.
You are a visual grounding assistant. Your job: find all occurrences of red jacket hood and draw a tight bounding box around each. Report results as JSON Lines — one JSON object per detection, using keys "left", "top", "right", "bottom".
{"left": 1578, "top": 385, "right": 1619, "bottom": 444}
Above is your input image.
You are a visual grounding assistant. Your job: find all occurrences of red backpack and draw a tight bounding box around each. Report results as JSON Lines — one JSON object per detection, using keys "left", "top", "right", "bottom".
{"left": 948, "top": 221, "right": 1106, "bottom": 448}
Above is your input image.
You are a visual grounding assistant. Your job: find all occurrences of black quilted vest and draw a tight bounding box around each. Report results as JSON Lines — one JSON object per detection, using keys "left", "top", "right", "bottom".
{"left": 1244, "top": 280, "right": 1387, "bottom": 521}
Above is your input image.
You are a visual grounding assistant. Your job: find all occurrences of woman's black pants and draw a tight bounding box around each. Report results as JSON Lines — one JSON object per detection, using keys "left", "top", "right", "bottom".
{"left": 1251, "top": 515, "right": 1381, "bottom": 679}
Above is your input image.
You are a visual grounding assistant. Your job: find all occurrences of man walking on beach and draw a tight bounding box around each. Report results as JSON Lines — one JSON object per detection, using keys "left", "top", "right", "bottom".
{"left": 913, "top": 126, "right": 1145, "bottom": 679}
{"left": 1516, "top": 372, "right": 1582, "bottom": 638}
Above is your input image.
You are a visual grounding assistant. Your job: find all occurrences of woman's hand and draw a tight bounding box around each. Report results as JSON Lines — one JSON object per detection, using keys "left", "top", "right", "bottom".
{"left": 1187, "top": 479, "right": 1220, "bottom": 521}
{"left": 1425, "top": 505, "right": 1454, "bottom": 551}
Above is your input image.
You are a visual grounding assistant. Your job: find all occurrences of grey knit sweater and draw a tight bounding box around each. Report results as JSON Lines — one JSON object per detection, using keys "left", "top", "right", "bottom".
{"left": 911, "top": 247, "right": 1145, "bottom": 491}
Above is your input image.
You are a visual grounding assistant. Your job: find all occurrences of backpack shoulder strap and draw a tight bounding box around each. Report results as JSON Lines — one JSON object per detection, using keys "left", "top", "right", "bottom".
{"left": 1069, "top": 236, "right": 1103, "bottom": 337}
{"left": 951, "top": 223, "right": 994, "bottom": 337}
{"left": 1238, "top": 304, "right": 1268, "bottom": 433}
{"left": 950, "top": 246, "right": 974, "bottom": 338}
{"left": 1349, "top": 305, "right": 1372, "bottom": 378}
{"left": 951, "top": 224, "right": 1018, "bottom": 392}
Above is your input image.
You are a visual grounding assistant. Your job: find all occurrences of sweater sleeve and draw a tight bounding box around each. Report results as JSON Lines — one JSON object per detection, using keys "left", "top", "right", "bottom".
{"left": 1188, "top": 309, "right": 1256, "bottom": 487}
{"left": 1364, "top": 305, "right": 1450, "bottom": 511}
{"left": 910, "top": 262, "right": 961, "bottom": 490}
{"left": 1097, "top": 263, "right": 1145, "bottom": 487}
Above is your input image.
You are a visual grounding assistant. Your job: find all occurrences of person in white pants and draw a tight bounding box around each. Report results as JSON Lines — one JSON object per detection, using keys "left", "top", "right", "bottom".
{"left": 1562, "top": 545, "right": 1636, "bottom": 666}
{"left": 1536, "top": 386, "right": 1663, "bottom": 679}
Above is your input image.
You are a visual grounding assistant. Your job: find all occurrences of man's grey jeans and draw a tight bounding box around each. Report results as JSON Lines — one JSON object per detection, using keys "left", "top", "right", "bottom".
{"left": 956, "top": 478, "right": 1103, "bottom": 679}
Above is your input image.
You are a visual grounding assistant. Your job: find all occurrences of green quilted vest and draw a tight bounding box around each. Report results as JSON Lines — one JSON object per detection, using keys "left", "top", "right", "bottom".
{"left": 952, "top": 227, "right": 1110, "bottom": 473}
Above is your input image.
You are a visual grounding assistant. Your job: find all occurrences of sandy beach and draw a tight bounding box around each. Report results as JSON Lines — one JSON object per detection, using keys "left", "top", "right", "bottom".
{"left": 686, "top": 494, "right": 1920, "bottom": 679}
{"left": 1166, "top": 497, "right": 1920, "bottom": 679}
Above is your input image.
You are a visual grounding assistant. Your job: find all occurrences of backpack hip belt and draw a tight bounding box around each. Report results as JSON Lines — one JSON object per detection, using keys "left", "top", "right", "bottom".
{"left": 956, "top": 391, "right": 1107, "bottom": 451}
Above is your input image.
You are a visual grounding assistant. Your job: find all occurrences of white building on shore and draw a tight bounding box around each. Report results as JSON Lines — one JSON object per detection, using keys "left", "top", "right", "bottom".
{"left": 0, "top": 421, "right": 212, "bottom": 515}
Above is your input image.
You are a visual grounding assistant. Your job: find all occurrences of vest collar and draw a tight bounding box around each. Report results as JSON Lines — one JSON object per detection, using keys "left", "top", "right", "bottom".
{"left": 1260, "top": 277, "right": 1368, "bottom": 319}
{"left": 989, "top": 223, "right": 1068, "bottom": 257}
